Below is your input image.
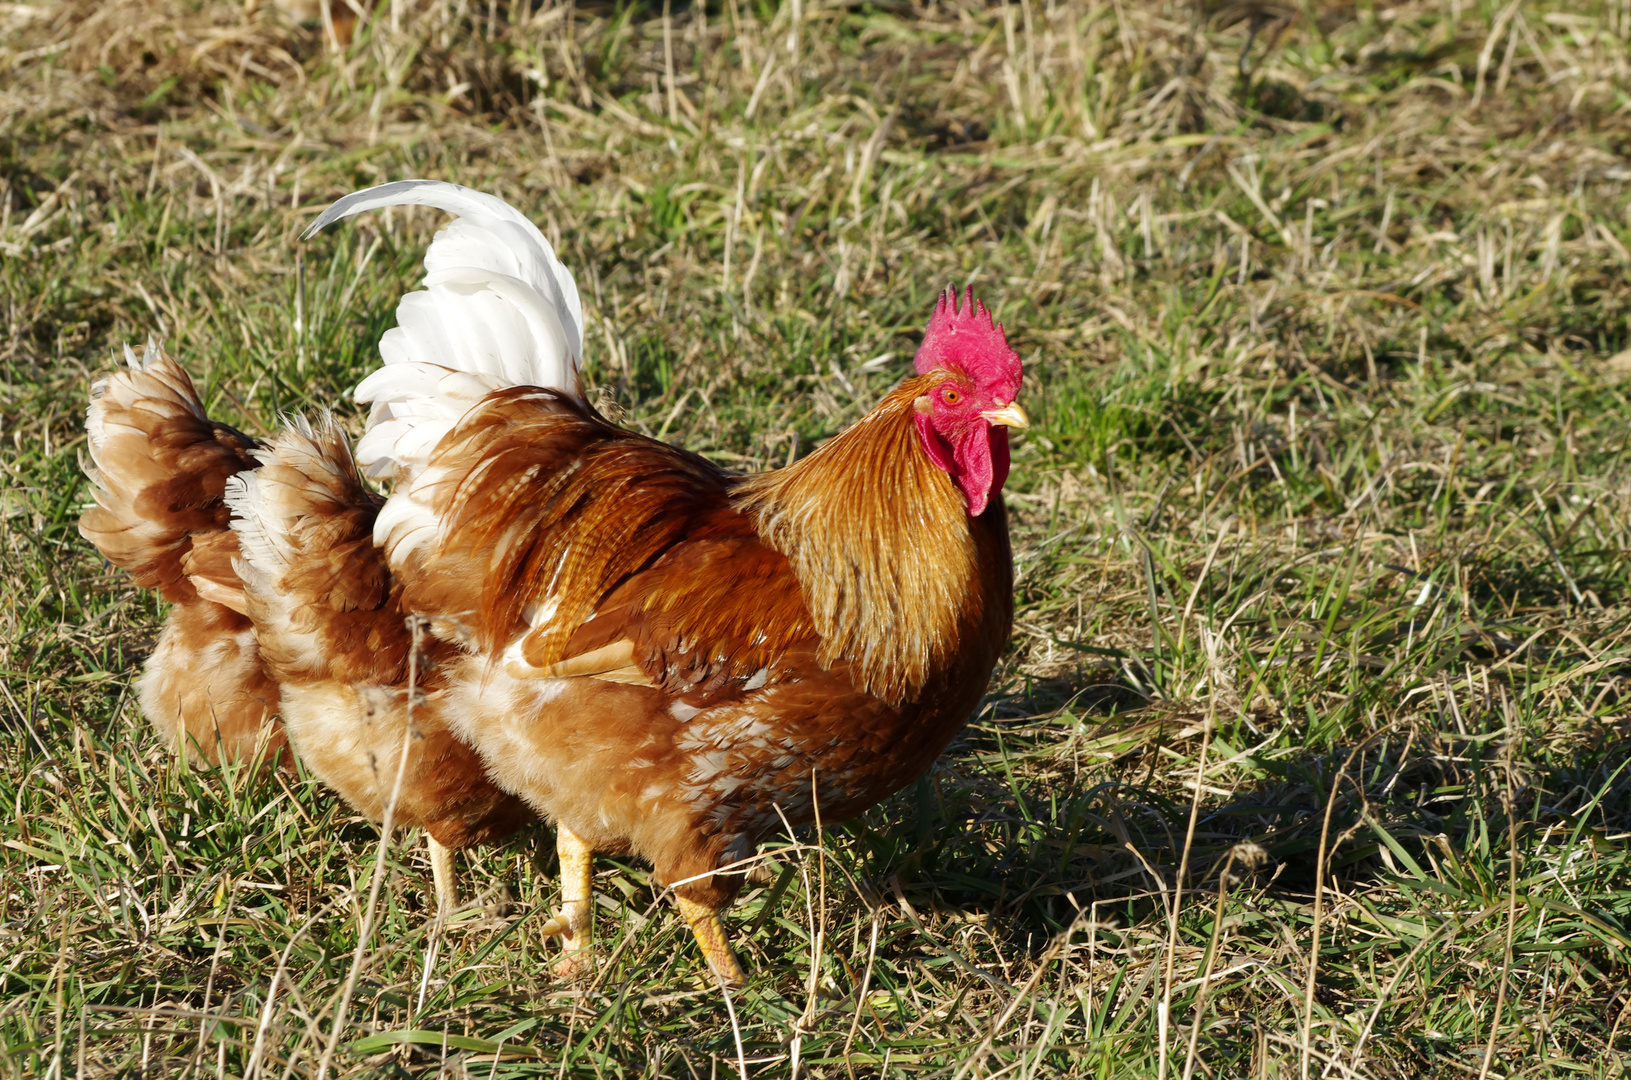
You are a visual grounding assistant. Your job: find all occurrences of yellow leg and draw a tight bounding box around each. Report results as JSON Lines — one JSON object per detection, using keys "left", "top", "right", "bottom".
{"left": 540, "top": 826, "right": 593, "bottom": 977}
{"left": 426, "top": 835, "right": 457, "bottom": 916}
{"left": 677, "top": 896, "right": 745, "bottom": 987}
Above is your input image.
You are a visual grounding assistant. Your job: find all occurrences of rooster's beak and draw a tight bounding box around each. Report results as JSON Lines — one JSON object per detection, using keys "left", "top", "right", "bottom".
{"left": 981, "top": 403, "right": 1029, "bottom": 429}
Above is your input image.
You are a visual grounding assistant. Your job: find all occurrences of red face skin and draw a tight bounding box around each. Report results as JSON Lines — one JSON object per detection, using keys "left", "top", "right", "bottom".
{"left": 912, "top": 376, "right": 1015, "bottom": 517}
{"left": 907, "top": 288, "right": 1026, "bottom": 517}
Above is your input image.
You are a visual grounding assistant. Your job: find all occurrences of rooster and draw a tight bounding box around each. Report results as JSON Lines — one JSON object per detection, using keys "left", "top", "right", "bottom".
{"left": 268, "top": 179, "right": 1025, "bottom": 984}
{"left": 80, "top": 346, "right": 287, "bottom": 769}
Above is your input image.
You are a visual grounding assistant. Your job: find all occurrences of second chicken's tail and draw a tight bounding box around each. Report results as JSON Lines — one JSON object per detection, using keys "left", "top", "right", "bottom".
{"left": 225, "top": 414, "right": 415, "bottom": 686}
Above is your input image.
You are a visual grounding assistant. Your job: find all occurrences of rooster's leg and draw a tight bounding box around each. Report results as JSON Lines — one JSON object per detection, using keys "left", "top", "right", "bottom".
{"left": 676, "top": 897, "right": 746, "bottom": 987}
{"left": 541, "top": 826, "right": 594, "bottom": 977}
{"left": 426, "top": 835, "right": 457, "bottom": 915}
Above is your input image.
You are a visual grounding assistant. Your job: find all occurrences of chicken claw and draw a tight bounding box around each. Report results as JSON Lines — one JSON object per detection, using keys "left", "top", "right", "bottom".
{"left": 540, "top": 826, "right": 594, "bottom": 977}
{"left": 677, "top": 896, "right": 745, "bottom": 987}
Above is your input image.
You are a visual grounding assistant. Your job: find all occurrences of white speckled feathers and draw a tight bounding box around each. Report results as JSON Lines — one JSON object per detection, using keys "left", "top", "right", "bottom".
{"left": 225, "top": 413, "right": 358, "bottom": 578}
{"left": 224, "top": 413, "right": 380, "bottom": 679}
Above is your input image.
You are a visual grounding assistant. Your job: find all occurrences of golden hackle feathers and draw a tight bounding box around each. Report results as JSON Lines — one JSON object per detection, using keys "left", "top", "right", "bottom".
{"left": 735, "top": 375, "right": 1005, "bottom": 705}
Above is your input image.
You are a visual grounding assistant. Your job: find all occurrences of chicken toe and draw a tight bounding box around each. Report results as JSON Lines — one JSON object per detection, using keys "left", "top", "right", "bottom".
{"left": 677, "top": 896, "right": 745, "bottom": 987}
{"left": 541, "top": 826, "right": 594, "bottom": 977}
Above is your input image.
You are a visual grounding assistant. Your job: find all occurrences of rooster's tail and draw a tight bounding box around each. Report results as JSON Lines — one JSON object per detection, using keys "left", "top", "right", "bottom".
{"left": 302, "top": 180, "right": 585, "bottom": 486}
{"left": 80, "top": 341, "right": 261, "bottom": 605}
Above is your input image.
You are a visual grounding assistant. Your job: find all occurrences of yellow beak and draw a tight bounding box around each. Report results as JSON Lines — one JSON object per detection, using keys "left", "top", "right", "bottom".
{"left": 980, "top": 402, "right": 1029, "bottom": 429}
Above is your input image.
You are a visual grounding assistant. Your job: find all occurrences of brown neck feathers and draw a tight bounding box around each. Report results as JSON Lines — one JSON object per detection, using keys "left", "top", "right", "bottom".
{"left": 734, "top": 376, "right": 992, "bottom": 704}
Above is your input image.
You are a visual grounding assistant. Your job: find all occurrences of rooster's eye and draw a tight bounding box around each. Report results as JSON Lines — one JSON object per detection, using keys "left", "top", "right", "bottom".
{"left": 942, "top": 388, "right": 962, "bottom": 405}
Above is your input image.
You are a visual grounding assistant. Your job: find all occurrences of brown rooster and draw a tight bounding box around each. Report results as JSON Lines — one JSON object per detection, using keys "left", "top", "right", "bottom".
{"left": 80, "top": 345, "right": 286, "bottom": 769}
{"left": 295, "top": 180, "right": 1026, "bottom": 984}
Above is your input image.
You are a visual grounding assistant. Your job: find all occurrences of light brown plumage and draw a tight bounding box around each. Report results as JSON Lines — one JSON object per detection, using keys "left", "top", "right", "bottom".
{"left": 226, "top": 416, "right": 534, "bottom": 904}
{"left": 79, "top": 345, "right": 286, "bottom": 768}
{"left": 396, "top": 376, "right": 1015, "bottom": 981}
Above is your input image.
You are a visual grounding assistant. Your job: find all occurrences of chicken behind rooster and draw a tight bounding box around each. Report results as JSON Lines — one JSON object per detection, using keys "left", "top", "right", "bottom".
{"left": 221, "top": 414, "right": 535, "bottom": 910}
{"left": 300, "top": 180, "right": 1027, "bottom": 983}
{"left": 79, "top": 345, "right": 286, "bottom": 769}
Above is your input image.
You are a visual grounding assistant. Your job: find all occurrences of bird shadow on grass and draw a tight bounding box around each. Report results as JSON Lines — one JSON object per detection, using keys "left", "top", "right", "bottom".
{"left": 816, "top": 666, "right": 1631, "bottom": 980}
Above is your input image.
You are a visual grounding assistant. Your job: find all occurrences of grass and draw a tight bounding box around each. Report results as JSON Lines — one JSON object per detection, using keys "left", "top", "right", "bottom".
{"left": 3, "top": 0, "right": 1631, "bottom": 1074}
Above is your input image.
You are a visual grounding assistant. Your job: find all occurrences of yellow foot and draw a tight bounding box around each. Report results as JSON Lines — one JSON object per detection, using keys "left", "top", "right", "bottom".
{"left": 426, "top": 834, "right": 457, "bottom": 916}
{"left": 677, "top": 896, "right": 745, "bottom": 987}
{"left": 540, "top": 826, "right": 594, "bottom": 977}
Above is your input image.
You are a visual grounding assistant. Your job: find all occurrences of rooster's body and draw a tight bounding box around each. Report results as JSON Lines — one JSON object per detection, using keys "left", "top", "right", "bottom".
{"left": 288, "top": 181, "right": 1028, "bottom": 981}
{"left": 85, "top": 178, "right": 1027, "bottom": 984}
{"left": 369, "top": 380, "right": 1013, "bottom": 976}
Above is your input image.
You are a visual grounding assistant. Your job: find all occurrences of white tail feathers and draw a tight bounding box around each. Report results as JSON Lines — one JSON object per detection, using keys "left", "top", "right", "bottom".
{"left": 303, "top": 180, "right": 585, "bottom": 483}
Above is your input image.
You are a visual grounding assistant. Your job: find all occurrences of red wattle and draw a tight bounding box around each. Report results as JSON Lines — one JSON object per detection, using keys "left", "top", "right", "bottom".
{"left": 915, "top": 413, "right": 1009, "bottom": 518}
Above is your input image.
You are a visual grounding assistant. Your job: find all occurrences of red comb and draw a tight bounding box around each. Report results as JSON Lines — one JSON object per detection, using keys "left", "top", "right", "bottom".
{"left": 912, "top": 286, "right": 1022, "bottom": 398}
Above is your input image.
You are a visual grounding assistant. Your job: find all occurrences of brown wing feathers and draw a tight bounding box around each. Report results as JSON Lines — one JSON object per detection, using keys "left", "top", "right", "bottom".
{"left": 596, "top": 529, "right": 816, "bottom": 705}
{"left": 407, "top": 389, "right": 734, "bottom": 660}
{"left": 415, "top": 390, "right": 823, "bottom": 708}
